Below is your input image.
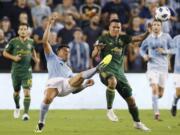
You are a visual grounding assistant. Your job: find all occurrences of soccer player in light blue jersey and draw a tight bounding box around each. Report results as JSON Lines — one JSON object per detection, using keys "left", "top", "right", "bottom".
{"left": 140, "top": 20, "right": 173, "bottom": 120}
{"left": 35, "top": 16, "right": 112, "bottom": 133}
{"left": 171, "top": 35, "right": 180, "bottom": 117}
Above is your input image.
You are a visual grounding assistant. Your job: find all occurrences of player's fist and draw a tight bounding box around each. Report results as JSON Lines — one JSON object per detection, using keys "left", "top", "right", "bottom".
{"left": 14, "top": 55, "right": 21, "bottom": 62}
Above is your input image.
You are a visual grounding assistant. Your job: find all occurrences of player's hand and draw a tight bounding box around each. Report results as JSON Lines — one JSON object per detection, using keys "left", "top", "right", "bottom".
{"left": 85, "top": 79, "right": 94, "bottom": 87}
{"left": 147, "top": 23, "right": 152, "bottom": 33}
{"left": 95, "top": 43, "right": 106, "bottom": 51}
{"left": 34, "top": 57, "right": 40, "bottom": 64}
{"left": 14, "top": 55, "right": 21, "bottom": 62}
{"left": 143, "top": 55, "right": 151, "bottom": 62}
{"left": 156, "top": 48, "right": 165, "bottom": 54}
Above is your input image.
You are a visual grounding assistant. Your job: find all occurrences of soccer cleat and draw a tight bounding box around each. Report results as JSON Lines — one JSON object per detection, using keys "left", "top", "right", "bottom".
{"left": 35, "top": 123, "right": 44, "bottom": 133}
{"left": 13, "top": 108, "right": 20, "bottom": 119}
{"left": 97, "top": 54, "right": 112, "bottom": 71}
{"left": 22, "top": 113, "right": 30, "bottom": 121}
{"left": 154, "top": 114, "right": 162, "bottom": 121}
{"left": 107, "top": 109, "right": 119, "bottom": 122}
{"left": 134, "top": 122, "right": 151, "bottom": 131}
{"left": 171, "top": 105, "right": 177, "bottom": 117}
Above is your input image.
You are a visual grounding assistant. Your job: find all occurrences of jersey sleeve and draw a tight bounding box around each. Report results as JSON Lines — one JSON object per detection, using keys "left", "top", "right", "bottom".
{"left": 94, "top": 35, "right": 106, "bottom": 46}
{"left": 45, "top": 50, "right": 57, "bottom": 61}
{"left": 140, "top": 39, "right": 148, "bottom": 57}
{"left": 4, "top": 39, "right": 14, "bottom": 53}
{"left": 162, "top": 34, "right": 175, "bottom": 55}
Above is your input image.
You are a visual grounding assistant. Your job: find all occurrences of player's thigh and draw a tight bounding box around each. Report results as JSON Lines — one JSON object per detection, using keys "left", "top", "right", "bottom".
{"left": 22, "top": 77, "right": 32, "bottom": 90}
{"left": 11, "top": 73, "right": 21, "bottom": 92}
{"left": 116, "top": 78, "right": 132, "bottom": 99}
{"left": 146, "top": 70, "right": 159, "bottom": 85}
{"left": 159, "top": 72, "right": 168, "bottom": 88}
{"left": 69, "top": 73, "right": 84, "bottom": 87}
{"left": 99, "top": 72, "right": 116, "bottom": 87}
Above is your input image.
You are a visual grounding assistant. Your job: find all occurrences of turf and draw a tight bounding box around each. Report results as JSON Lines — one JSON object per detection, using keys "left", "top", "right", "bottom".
{"left": 0, "top": 110, "right": 179, "bottom": 135}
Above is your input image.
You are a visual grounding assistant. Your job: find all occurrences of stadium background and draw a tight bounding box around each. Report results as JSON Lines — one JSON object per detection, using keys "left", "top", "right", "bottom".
{"left": 0, "top": 1, "right": 179, "bottom": 135}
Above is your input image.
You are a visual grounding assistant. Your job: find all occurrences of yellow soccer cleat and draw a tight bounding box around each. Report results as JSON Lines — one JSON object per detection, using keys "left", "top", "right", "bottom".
{"left": 97, "top": 54, "right": 112, "bottom": 71}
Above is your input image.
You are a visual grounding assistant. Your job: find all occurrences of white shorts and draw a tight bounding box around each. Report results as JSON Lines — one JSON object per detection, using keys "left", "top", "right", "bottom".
{"left": 146, "top": 70, "right": 168, "bottom": 88}
{"left": 45, "top": 77, "right": 76, "bottom": 97}
{"left": 173, "top": 74, "right": 180, "bottom": 88}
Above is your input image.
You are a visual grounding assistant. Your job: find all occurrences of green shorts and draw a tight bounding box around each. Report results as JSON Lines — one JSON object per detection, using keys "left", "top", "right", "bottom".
{"left": 11, "top": 72, "right": 32, "bottom": 91}
{"left": 100, "top": 71, "right": 132, "bottom": 99}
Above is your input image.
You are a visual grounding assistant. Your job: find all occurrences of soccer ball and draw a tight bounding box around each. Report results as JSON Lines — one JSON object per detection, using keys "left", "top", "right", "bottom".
{"left": 155, "top": 6, "right": 171, "bottom": 21}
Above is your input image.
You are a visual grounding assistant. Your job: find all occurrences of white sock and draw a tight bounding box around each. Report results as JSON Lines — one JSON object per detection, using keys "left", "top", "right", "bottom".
{"left": 152, "top": 95, "right": 159, "bottom": 115}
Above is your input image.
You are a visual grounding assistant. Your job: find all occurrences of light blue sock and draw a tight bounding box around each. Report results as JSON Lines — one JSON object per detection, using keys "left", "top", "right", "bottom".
{"left": 39, "top": 102, "right": 50, "bottom": 124}
{"left": 81, "top": 67, "right": 97, "bottom": 79}
{"left": 152, "top": 95, "right": 159, "bottom": 114}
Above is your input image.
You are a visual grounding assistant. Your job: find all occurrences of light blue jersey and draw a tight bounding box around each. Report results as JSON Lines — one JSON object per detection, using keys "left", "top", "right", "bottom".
{"left": 173, "top": 35, "right": 180, "bottom": 74}
{"left": 45, "top": 51, "right": 73, "bottom": 79}
{"left": 140, "top": 32, "right": 173, "bottom": 72}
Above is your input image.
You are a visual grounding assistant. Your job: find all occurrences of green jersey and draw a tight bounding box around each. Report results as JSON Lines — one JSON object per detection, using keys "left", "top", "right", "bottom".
{"left": 5, "top": 37, "right": 34, "bottom": 74}
{"left": 98, "top": 33, "right": 132, "bottom": 79}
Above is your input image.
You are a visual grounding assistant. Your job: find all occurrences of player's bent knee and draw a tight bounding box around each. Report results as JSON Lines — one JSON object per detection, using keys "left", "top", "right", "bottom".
{"left": 14, "top": 91, "right": 20, "bottom": 96}
{"left": 44, "top": 97, "right": 53, "bottom": 104}
{"left": 107, "top": 77, "right": 117, "bottom": 89}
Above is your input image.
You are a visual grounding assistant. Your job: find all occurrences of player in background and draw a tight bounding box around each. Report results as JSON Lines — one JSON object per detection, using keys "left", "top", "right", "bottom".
{"left": 171, "top": 35, "right": 180, "bottom": 116}
{"left": 92, "top": 19, "right": 150, "bottom": 131}
{"left": 3, "top": 23, "right": 39, "bottom": 120}
{"left": 140, "top": 20, "right": 173, "bottom": 120}
{"left": 35, "top": 17, "right": 112, "bottom": 133}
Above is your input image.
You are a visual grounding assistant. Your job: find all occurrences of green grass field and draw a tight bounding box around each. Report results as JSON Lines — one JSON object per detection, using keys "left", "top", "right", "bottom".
{"left": 0, "top": 110, "right": 179, "bottom": 135}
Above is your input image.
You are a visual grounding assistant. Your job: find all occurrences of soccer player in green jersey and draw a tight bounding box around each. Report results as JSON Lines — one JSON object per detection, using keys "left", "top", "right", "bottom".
{"left": 92, "top": 19, "right": 150, "bottom": 131}
{"left": 3, "top": 23, "right": 39, "bottom": 121}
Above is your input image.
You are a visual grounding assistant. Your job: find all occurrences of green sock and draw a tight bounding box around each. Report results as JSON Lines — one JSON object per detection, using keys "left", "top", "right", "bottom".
{"left": 128, "top": 104, "right": 140, "bottom": 122}
{"left": 23, "top": 96, "right": 31, "bottom": 114}
{"left": 13, "top": 95, "right": 20, "bottom": 109}
{"left": 106, "top": 88, "right": 115, "bottom": 109}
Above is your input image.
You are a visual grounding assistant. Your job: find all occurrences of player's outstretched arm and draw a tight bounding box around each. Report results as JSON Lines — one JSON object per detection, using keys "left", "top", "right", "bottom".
{"left": 131, "top": 23, "right": 151, "bottom": 43}
{"left": 42, "top": 17, "right": 54, "bottom": 54}
{"left": 132, "top": 31, "right": 150, "bottom": 43}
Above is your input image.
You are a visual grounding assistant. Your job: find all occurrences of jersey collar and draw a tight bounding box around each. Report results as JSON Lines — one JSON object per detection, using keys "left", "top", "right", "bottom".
{"left": 151, "top": 32, "right": 163, "bottom": 38}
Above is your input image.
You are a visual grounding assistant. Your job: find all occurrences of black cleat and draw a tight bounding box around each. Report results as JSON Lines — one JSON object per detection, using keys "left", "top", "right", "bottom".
{"left": 35, "top": 123, "right": 44, "bottom": 133}
{"left": 171, "top": 105, "right": 177, "bottom": 117}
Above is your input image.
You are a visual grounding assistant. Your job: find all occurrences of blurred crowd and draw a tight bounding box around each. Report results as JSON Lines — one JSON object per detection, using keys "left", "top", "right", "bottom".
{"left": 0, "top": 0, "right": 179, "bottom": 73}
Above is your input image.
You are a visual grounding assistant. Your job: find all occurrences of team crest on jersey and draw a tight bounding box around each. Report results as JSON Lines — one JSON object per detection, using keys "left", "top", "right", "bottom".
{"left": 27, "top": 44, "right": 32, "bottom": 49}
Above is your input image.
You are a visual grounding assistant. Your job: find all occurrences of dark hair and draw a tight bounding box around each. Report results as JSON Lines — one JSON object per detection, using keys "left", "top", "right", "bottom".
{"left": 18, "top": 23, "right": 29, "bottom": 28}
{"left": 57, "top": 44, "right": 70, "bottom": 52}
{"left": 109, "top": 19, "right": 121, "bottom": 25}
{"left": 153, "top": 19, "right": 162, "bottom": 24}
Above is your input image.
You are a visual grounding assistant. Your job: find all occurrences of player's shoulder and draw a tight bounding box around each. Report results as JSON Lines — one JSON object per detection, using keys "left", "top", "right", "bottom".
{"left": 9, "top": 37, "right": 19, "bottom": 43}
{"left": 162, "top": 33, "right": 171, "bottom": 38}
{"left": 27, "top": 38, "right": 34, "bottom": 43}
{"left": 173, "top": 35, "right": 180, "bottom": 40}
